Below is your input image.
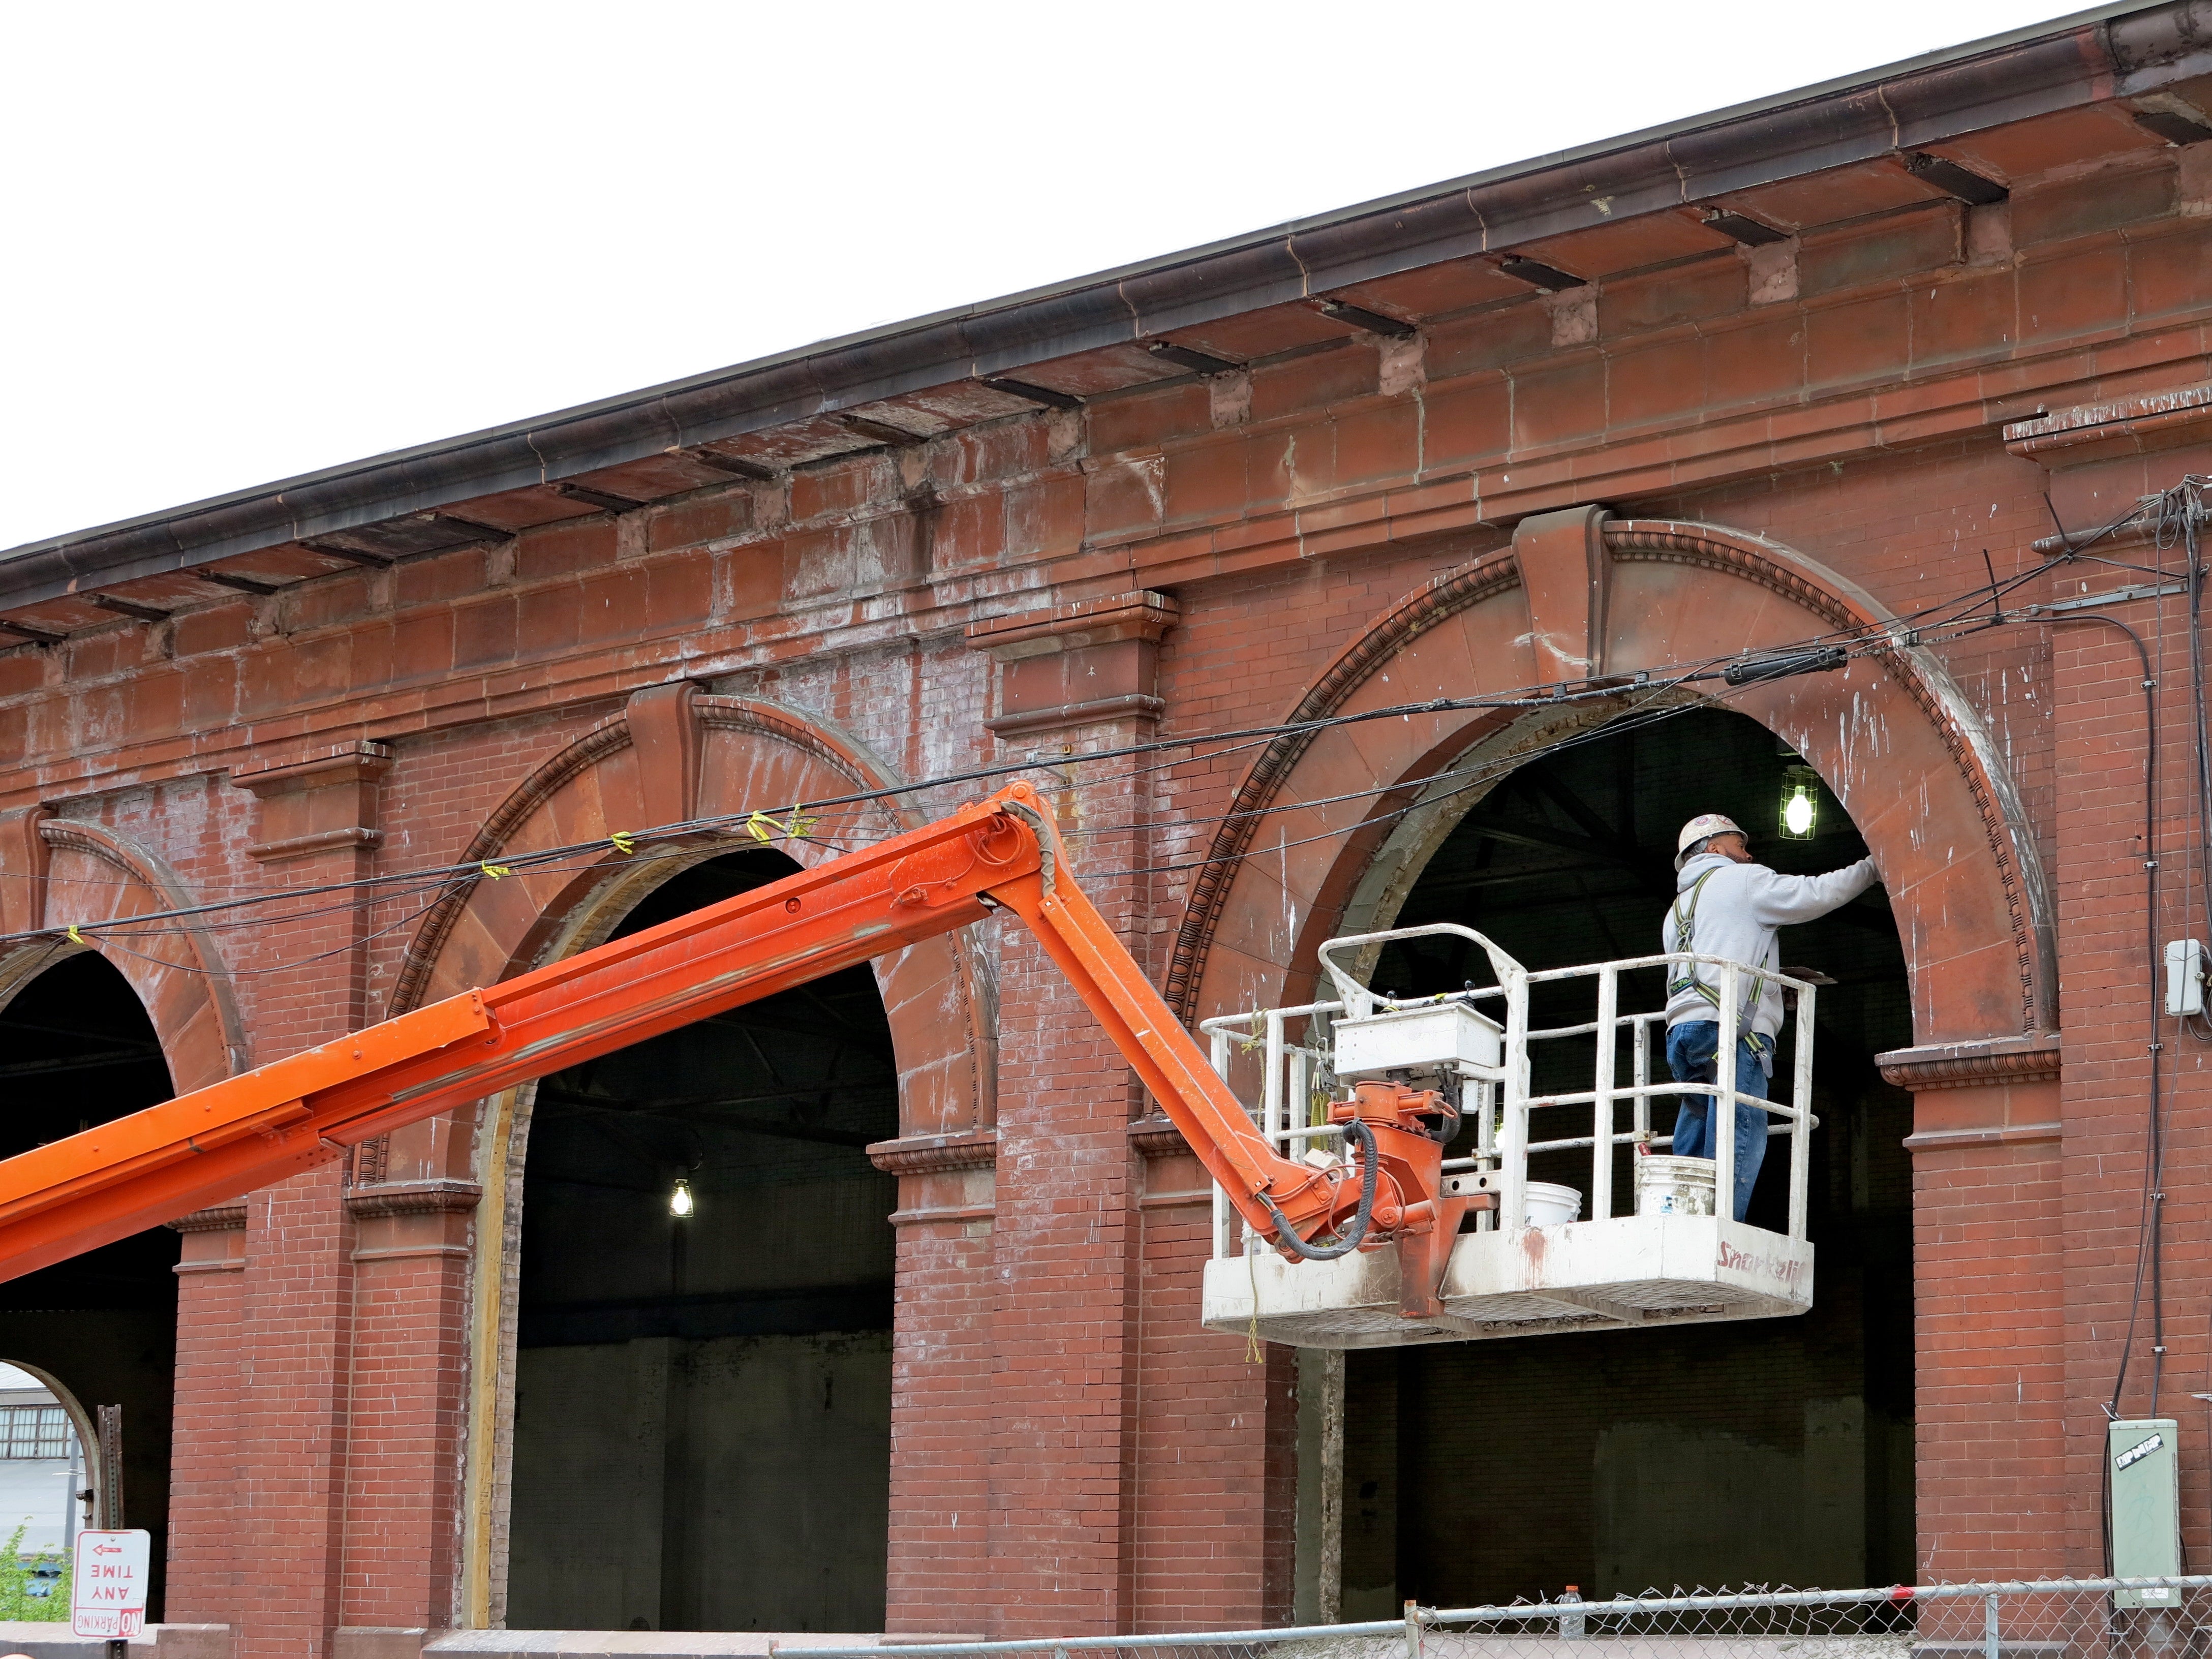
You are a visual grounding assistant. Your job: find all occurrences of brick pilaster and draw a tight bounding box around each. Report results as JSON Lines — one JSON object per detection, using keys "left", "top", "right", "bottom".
{"left": 164, "top": 1207, "right": 247, "bottom": 1626}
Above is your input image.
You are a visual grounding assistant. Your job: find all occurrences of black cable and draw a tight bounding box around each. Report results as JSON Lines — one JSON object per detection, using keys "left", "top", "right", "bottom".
{"left": 1259, "top": 1118, "right": 1378, "bottom": 1260}
{"left": 2047, "top": 606, "right": 2165, "bottom": 1422}
{"left": 0, "top": 503, "right": 2162, "bottom": 955}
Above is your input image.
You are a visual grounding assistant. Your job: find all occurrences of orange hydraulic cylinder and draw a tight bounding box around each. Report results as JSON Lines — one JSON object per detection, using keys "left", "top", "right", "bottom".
{"left": 0, "top": 782, "right": 1343, "bottom": 1282}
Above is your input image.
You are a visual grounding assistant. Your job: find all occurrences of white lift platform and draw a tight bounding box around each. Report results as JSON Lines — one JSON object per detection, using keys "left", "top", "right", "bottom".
{"left": 1199, "top": 924, "right": 1818, "bottom": 1348}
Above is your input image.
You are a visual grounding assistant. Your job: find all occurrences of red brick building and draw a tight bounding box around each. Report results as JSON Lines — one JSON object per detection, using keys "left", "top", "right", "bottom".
{"left": 6, "top": 5, "right": 2212, "bottom": 1652}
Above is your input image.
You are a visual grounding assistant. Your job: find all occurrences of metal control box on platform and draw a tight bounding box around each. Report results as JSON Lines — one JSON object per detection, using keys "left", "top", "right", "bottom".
{"left": 2109, "top": 1418, "right": 2180, "bottom": 1607}
{"left": 1329, "top": 999, "right": 1502, "bottom": 1083}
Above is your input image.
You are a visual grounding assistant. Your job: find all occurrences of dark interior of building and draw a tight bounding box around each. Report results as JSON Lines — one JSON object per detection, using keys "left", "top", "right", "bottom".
{"left": 1344, "top": 706, "right": 1914, "bottom": 1606}
{"left": 506, "top": 848, "right": 900, "bottom": 1632}
{"left": 0, "top": 949, "right": 178, "bottom": 1616}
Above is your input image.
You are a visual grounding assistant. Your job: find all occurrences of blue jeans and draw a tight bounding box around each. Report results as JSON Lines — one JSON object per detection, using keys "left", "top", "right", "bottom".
{"left": 1665, "top": 1021, "right": 1770, "bottom": 1222}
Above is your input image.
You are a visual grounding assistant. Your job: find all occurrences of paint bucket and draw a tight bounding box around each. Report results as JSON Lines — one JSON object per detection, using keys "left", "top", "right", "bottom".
{"left": 1524, "top": 1181, "right": 1583, "bottom": 1227}
{"left": 1636, "top": 1154, "right": 1717, "bottom": 1217}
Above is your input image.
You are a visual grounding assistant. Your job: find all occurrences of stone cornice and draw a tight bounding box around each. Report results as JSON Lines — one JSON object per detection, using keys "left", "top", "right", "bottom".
{"left": 1875, "top": 1033, "right": 2062, "bottom": 1091}
{"left": 867, "top": 1128, "right": 997, "bottom": 1176}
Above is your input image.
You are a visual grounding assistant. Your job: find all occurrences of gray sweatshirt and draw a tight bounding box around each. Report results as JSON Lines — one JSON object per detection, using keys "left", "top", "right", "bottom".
{"left": 1660, "top": 852, "right": 1880, "bottom": 1038}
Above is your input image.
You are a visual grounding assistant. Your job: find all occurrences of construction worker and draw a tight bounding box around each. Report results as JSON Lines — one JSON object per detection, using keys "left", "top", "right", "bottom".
{"left": 1663, "top": 812, "right": 1878, "bottom": 1221}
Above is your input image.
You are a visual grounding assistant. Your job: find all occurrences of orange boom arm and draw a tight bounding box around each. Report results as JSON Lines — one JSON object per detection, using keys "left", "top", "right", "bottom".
{"left": 0, "top": 782, "right": 1375, "bottom": 1283}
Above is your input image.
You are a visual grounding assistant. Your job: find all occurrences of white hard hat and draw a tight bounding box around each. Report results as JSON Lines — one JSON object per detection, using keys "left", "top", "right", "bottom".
{"left": 1675, "top": 813, "right": 1745, "bottom": 870}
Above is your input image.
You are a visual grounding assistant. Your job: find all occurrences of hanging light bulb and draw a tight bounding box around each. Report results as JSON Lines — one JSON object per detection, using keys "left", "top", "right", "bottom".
{"left": 668, "top": 1178, "right": 695, "bottom": 1219}
{"left": 1778, "top": 764, "right": 1820, "bottom": 840}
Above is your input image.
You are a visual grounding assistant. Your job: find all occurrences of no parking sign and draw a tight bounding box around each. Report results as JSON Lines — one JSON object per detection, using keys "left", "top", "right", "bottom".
{"left": 70, "top": 1529, "right": 150, "bottom": 1639}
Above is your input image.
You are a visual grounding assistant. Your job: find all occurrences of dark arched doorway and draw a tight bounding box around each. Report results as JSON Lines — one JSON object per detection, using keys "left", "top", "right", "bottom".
{"left": 0, "top": 951, "right": 178, "bottom": 1617}
{"left": 1340, "top": 706, "right": 1914, "bottom": 1605}
{"left": 506, "top": 849, "right": 900, "bottom": 1632}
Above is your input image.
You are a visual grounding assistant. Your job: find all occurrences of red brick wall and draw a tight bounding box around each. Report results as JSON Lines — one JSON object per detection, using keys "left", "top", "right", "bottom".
{"left": 13, "top": 110, "right": 2212, "bottom": 1648}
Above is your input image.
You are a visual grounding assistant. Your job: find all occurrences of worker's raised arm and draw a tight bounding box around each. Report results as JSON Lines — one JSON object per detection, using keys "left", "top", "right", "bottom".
{"left": 1742, "top": 857, "right": 1880, "bottom": 926}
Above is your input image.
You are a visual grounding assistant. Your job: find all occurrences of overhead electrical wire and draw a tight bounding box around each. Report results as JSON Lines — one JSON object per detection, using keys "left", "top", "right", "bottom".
{"left": 11, "top": 480, "right": 2205, "bottom": 1479}
{"left": 2, "top": 489, "right": 2171, "bottom": 961}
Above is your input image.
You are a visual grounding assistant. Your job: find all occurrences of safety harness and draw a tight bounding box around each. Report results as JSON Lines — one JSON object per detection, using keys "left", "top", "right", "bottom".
{"left": 1668, "top": 867, "right": 1776, "bottom": 1071}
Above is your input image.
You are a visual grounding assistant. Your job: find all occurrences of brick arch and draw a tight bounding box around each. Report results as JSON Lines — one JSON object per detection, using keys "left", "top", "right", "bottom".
{"left": 1172, "top": 516, "right": 2055, "bottom": 1050}
{"left": 0, "top": 817, "right": 245, "bottom": 1093}
{"left": 378, "top": 688, "right": 994, "bottom": 1186}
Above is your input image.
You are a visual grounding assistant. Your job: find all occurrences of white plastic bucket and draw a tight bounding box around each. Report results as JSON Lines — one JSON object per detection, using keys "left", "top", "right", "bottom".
{"left": 1636, "top": 1154, "right": 1717, "bottom": 1217}
{"left": 1524, "top": 1181, "right": 1583, "bottom": 1227}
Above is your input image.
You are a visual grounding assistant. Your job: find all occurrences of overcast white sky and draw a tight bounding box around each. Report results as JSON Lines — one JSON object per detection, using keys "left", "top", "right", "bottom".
{"left": 0, "top": 2, "right": 2093, "bottom": 552}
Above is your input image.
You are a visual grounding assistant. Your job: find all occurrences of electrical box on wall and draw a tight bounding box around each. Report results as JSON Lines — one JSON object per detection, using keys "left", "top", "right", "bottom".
{"left": 2109, "top": 1418, "right": 2181, "bottom": 1607}
{"left": 2164, "top": 940, "right": 2204, "bottom": 1017}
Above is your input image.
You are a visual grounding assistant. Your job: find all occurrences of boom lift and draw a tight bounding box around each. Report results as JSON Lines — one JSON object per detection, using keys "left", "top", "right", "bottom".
{"left": 0, "top": 782, "right": 1819, "bottom": 1347}
{"left": 0, "top": 783, "right": 1456, "bottom": 1306}
{"left": 1197, "top": 924, "right": 1818, "bottom": 1347}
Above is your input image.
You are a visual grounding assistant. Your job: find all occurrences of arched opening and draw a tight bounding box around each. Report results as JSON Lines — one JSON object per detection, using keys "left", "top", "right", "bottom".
{"left": 1339, "top": 706, "right": 1914, "bottom": 1606}
{"left": 0, "top": 951, "right": 177, "bottom": 1616}
{"left": 0, "top": 1361, "right": 88, "bottom": 1604}
{"left": 505, "top": 848, "right": 900, "bottom": 1633}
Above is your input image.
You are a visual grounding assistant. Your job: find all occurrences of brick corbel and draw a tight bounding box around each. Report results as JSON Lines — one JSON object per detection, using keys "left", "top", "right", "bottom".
{"left": 966, "top": 591, "right": 1180, "bottom": 739}
{"left": 228, "top": 740, "right": 391, "bottom": 864}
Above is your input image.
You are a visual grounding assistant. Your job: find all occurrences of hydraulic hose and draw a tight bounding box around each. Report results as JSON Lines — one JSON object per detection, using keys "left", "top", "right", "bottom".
{"left": 1260, "top": 1118, "right": 1378, "bottom": 1261}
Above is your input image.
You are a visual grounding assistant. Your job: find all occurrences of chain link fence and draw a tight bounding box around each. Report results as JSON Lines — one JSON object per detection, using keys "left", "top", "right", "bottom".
{"left": 800, "top": 1579, "right": 2212, "bottom": 1659}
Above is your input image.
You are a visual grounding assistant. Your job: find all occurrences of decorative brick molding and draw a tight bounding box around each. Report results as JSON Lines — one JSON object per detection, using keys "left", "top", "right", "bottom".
{"left": 867, "top": 1127, "right": 997, "bottom": 1175}
{"left": 1164, "top": 547, "right": 1521, "bottom": 1021}
{"left": 1127, "top": 1114, "right": 1190, "bottom": 1158}
{"left": 965, "top": 590, "right": 1181, "bottom": 657}
{"left": 35, "top": 816, "right": 249, "bottom": 1088}
{"left": 228, "top": 739, "right": 393, "bottom": 796}
{"left": 230, "top": 740, "right": 392, "bottom": 865}
{"left": 385, "top": 714, "right": 632, "bottom": 1016}
{"left": 1607, "top": 521, "right": 2050, "bottom": 1036}
{"left": 1169, "top": 518, "right": 2059, "bottom": 1050}
{"left": 967, "top": 590, "right": 1181, "bottom": 739}
{"left": 170, "top": 1205, "right": 248, "bottom": 1276}
{"left": 167, "top": 1205, "right": 248, "bottom": 1233}
{"left": 342, "top": 1180, "right": 483, "bottom": 1220}
{"left": 2003, "top": 383, "right": 2212, "bottom": 463}
{"left": 1876, "top": 1033, "right": 2063, "bottom": 1091}
{"left": 1881, "top": 1034, "right": 2064, "bottom": 1155}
